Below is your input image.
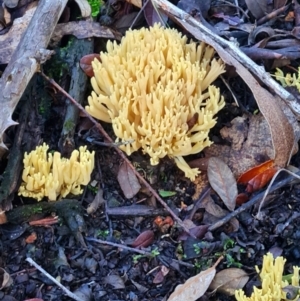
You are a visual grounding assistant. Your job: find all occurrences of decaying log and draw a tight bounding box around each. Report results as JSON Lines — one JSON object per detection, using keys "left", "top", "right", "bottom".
{"left": 0, "top": 0, "right": 68, "bottom": 152}
{"left": 58, "top": 37, "right": 94, "bottom": 157}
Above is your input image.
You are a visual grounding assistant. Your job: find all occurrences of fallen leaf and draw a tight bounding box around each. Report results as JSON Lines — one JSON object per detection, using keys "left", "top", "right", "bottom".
{"left": 117, "top": 162, "right": 141, "bottom": 199}
{"left": 143, "top": 0, "right": 168, "bottom": 26}
{"left": 245, "top": 167, "right": 278, "bottom": 193}
{"left": 209, "top": 268, "right": 249, "bottom": 295}
{"left": 80, "top": 54, "right": 101, "bottom": 77}
{"left": 131, "top": 279, "right": 148, "bottom": 293}
{"left": 238, "top": 160, "right": 278, "bottom": 193}
{"left": 73, "top": 283, "right": 93, "bottom": 301}
{"left": 178, "top": 225, "right": 209, "bottom": 241}
{"left": 25, "top": 232, "right": 37, "bottom": 244}
{"left": 158, "top": 190, "right": 176, "bottom": 197}
{"left": 207, "top": 157, "right": 237, "bottom": 211}
{"left": 274, "top": 0, "right": 287, "bottom": 9}
{"left": 0, "top": 5, "right": 37, "bottom": 64}
{"left": 205, "top": 196, "right": 228, "bottom": 218}
{"left": 238, "top": 159, "right": 275, "bottom": 184}
{"left": 167, "top": 256, "right": 223, "bottom": 301}
{"left": 87, "top": 188, "right": 105, "bottom": 215}
{"left": 131, "top": 230, "right": 155, "bottom": 248}
{"left": 84, "top": 257, "right": 98, "bottom": 274}
{"left": 0, "top": 268, "right": 13, "bottom": 290}
{"left": 245, "top": 0, "right": 271, "bottom": 19}
{"left": 205, "top": 114, "right": 274, "bottom": 178}
{"left": 104, "top": 274, "right": 125, "bottom": 289}
{"left": 153, "top": 266, "right": 169, "bottom": 284}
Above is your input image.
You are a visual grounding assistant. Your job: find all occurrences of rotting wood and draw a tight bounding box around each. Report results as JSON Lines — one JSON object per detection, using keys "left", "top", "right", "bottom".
{"left": 0, "top": 0, "right": 68, "bottom": 153}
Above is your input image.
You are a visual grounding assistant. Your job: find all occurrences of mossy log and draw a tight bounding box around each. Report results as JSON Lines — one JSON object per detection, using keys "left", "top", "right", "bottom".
{"left": 6, "top": 199, "right": 85, "bottom": 230}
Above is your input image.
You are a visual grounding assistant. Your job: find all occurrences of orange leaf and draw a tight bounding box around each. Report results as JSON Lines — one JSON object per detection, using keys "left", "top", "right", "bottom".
{"left": 245, "top": 167, "right": 277, "bottom": 193}
{"left": 237, "top": 160, "right": 275, "bottom": 184}
{"left": 26, "top": 232, "right": 37, "bottom": 244}
{"left": 235, "top": 193, "right": 249, "bottom": 206}
{"left": 80, "top": 54, "right": 101, "bottom": 77}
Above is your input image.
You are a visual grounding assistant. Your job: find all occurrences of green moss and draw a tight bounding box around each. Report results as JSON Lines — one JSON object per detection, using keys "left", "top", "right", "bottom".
{"left": 64, "top": 119, "right": 75, "bottom": 131}
{"left": 88, "top": 0, "right": 103, "bottom": 17}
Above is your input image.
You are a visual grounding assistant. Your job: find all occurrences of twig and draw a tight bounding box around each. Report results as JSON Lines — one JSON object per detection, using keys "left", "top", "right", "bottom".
{"left": 26, "top": 257, "right": 82, "bottom": 301}
{"left": 208, "top": 170, "right": 300, "bottom": 231}
{"left": 86, "top": 236, "right": 156, "bottom": 256}
{"left": 40, "top": 71, "right": 194, "bottom": 237}
{"left": 257, "top": 4, "right": 290, "bottom": 26}
{"left": 86, "top": 237, "right": 194, "bottom": 268}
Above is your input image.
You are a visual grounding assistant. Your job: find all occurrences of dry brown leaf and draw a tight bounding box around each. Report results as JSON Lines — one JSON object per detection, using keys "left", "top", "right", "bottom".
{"left": 209, "top": 268, "right": 249, "bottom": 295}
{"left": 205, "top": 114, "right": 274, "bottom": 178}
{"left": 0, "top": 267, "right": 13, "bottom": 290}
{"left": 117, "top": 162, "right": 141, "bottom": 199}
{"left": 207, "top": 157, "right": 237, "bottom": 211}
{"left": 104, "top": 274, "right": 125, "bottom": 289}
{"left": 274, "top": 0, "right": 287, "bottom": 9}
{"left": 245, "top": 0, "right": 271, "bottom": 19}
{"left": 0, "top": 5, "right": 37, "bottom": 64}
{"left": 131, "top": 230, "right": 154, "bottom": 248}
{"left": 87, "top": 188, "right": 105, "bottom": 215}
{"left": 167, "top": 257, "right": 223, "bottom": 301}
{"left": 205, "top": 196, "right": 228, "bottom": 218}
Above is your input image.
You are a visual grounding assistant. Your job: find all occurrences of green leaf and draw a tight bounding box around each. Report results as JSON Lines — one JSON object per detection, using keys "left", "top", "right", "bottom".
{"left": 158, "top": 190, "right": 176, "bottom": 197}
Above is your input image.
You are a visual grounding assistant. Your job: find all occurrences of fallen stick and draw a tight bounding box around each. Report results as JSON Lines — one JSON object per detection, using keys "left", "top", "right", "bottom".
{"left": 0, "top": 0, "right": 68, "bottom": 152}
{"left": 26, "top": 257, "right": 82, "bottom": 301}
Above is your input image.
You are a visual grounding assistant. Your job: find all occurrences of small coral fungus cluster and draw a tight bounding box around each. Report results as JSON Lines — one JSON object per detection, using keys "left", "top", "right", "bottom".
{"left": 18, "top": 144, "right": 94, "bottom": 201}
{"left": 86, "top": 24, "right": 225, "bottom": 180}
{"left": 275, "top": 67, "right": 300, "bottom": 92}
{"left": 235, "top": 253, "right": 300, "bottom": 301}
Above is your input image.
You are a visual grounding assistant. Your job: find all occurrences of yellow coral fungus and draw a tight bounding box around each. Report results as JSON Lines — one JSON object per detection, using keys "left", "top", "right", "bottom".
{"left": 235, "top": 252, "right": 300, "bottom": 301}
{"left": 18, "top": 143, "right": 94, "bottom": 201}
{"left": 275, "top": 67, "right": 300, "bottom": 92}
{"left": 86, "top": 24, "right": 225, "bottom": 180}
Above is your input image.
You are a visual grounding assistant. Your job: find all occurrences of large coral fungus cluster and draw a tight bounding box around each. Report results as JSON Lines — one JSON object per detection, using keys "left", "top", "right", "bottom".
{"left": 18, "top": 144, "right": 94, "bottom": 201}
{"left": 235, "top": 252, "right": 300, "bottom": 301}
{"left": 86, "top": 24, "right": 225, "bottom": 180}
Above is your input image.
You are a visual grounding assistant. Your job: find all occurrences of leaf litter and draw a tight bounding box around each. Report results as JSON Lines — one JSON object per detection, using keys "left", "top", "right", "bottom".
{"left": 2, "top": 0, "right": 300, "bottom": 300}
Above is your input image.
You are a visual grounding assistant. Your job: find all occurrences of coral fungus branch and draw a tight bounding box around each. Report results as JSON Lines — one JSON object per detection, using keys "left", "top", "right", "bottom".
{"left": 86, "top": 24, "right": 225, "bottom": 180}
